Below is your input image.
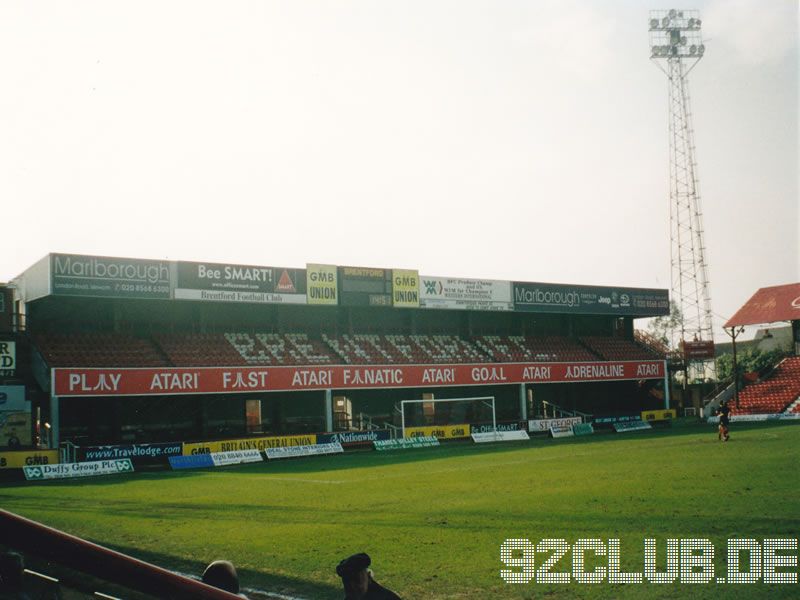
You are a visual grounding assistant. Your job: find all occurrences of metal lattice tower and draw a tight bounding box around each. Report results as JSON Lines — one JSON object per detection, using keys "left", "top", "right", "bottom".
{"left": 649, "top": 10, "right": 714, "bottom": 367}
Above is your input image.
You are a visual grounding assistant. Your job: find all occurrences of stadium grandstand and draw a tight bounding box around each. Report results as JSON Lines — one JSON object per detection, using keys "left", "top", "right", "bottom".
{"left": 705, "top": 282, "right": 800, "bottom": 418}
{"left": 1, "top": 253, "right": 671, "bottom": 455}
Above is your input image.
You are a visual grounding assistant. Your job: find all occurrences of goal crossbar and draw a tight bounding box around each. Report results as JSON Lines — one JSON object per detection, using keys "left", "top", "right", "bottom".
{"left": 399, "top": 396, "right": 496, "bottom": 437}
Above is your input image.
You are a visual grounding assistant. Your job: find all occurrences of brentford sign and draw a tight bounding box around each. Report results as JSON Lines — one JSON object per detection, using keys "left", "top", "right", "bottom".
{"left": 52, "top": 360, "right": 665, "bottom": 397}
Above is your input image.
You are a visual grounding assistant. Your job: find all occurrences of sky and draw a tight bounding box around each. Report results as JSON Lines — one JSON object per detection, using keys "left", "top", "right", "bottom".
{"left": 0, "top": 0, "right": 797, "bottom": 341}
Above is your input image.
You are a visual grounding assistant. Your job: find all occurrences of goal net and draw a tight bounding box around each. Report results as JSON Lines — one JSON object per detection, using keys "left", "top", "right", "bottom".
{"left": 399, "top": 396, "right": 496, "bottom": 438}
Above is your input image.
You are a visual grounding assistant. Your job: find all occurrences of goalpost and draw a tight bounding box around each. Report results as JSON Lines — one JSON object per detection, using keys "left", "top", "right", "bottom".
{"left": 399, "top": 396, "right": 496, "bottom": 439}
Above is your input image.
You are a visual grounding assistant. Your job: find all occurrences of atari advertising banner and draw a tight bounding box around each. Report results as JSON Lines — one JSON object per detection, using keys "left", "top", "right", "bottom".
{"left": 174, "top": 261, "right": 307, "bottom": 304}
{"left": 53, "top": 360, "right": 665, "bottom": 397}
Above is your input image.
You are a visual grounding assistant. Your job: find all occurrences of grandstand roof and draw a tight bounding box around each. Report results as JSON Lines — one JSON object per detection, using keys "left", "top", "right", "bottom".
{"left": 725, "top": 283, "right": 800, "bottom": 328}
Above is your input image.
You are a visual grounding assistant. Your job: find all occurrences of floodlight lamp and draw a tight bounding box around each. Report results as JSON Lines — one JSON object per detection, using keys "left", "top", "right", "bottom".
{"left": 689, "top": 45, "right": 697, "bottom": 55}
{"left": 696, "top": 19, "right": 702, "bottom": 28}
{"left": 669, "top": 9, "right": 676, "bottom": 18}
{"left": 662, "top": 16, "right": 670, "bottom": 27}
{"left": 698, "top": 44, "right": 705, "bottom": 55}
{"left": 680, "top": 36, "right": 687, "bottom": 45}
{"left": 650, "top": 18, "right": 659, "bottom": 29}
{"left": 688, "top": 18, "right": 695, "bottom": 28}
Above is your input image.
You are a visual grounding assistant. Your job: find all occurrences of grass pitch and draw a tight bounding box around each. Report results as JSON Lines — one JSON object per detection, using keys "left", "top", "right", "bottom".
{"left": 2, "top": 421, "right": 799, "bottom": 599}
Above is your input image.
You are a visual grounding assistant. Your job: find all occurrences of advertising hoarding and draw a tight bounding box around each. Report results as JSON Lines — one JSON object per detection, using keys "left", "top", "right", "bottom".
{"left": 419, "top": 276, "right": 512, "bottom": 311}
{"left": 175, "top": 261, "right": 306, "bottom": 304}
{"left": 78, "top": 442, "right": 183, "bottom": 462}
{"left": 182, "top": 434, "right": 317, "bottom": 455}
{"left": 23, "top": 459, "right": 133, "bottom": 480}
{"left": 50, "top": 254, "right": 171, "bottom": 299}
{"left": 53, "top": 360, "right": 667, "bottom": 397}
{"left": 306, "top": 264, "right": 338, "bottom": 305}
{"left": 392, "top": 270, "right": 420, "bottom": 308}
{"left": 513, "top": 282, "right": 669, "bottom": 316}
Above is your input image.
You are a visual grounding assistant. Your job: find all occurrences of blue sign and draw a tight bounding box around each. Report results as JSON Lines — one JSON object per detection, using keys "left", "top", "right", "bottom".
{"left": 169, "top": 454, "right": 214, "bottom": 470}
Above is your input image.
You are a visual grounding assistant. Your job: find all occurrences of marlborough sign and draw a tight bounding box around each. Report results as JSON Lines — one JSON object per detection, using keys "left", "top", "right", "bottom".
{"left": 51, "top": 254, "right": 171, "bottom": 300}
{"left": 513, "top": 282, "right": 669, "bottom": 317}
{"left": 52, "top": 360, "right": 666, "bottom": 397}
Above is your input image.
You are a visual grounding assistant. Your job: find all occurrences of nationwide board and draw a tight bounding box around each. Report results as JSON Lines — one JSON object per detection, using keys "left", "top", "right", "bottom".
{"left": 338, "top": 266, "right": 392, "bottom": 307}
{"left": 316, "top": 430, "right": 391, "bottom": 446}
{"left": 174, "top": 261, "right": 306, "bottom": 304}
{"left": 419, "top": 276, "right": 513, "bottom": 311}
{"left": 513, "top": 282, "right": 669, "bottom": 316}
{"left": 53, "top": 360, "right": 667, "bottom": 397}
{"left": 51, "top": 254, "right": 171, "bottom": 299}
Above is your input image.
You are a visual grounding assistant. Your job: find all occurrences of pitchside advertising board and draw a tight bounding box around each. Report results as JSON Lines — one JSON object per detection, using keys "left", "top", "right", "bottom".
{"left": 174, "top": 261, "right": 307, "bottom": 305}
{"left": 78, "top": 442, "right": 183, "bottom": 462}
{"left": 52, "top": 361, "right": 666, "bottom": 397}
{"left": 513, "top": 282, "right": 669, "bottom": 316}
{"left": 317, "top": 430, "right": 391, "bottom": 446}
{"left": 0, "top": 450, "right": 59, "bottom": 470}
{"left": 183, "top": 434, "right": 317, "bottom": 455}
{"left": 50, "top": 254, "right": 171, "bottom": 299}
{"left": 23, "top": 459, "right": 133, "bottom": 480}
{"left": 404, "top": 424, "right": 470, "bottom": 439}
{"left": 419, "top": 276, "right": 513, "bottom": 311}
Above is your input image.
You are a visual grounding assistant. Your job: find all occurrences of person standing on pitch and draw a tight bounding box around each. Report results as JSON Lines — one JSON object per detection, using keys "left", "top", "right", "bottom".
{"left": 336, "top": 553, "right": 401, "bottom": 600}
{"left": 716, "top": 400, "right": 731, "bottom": 441}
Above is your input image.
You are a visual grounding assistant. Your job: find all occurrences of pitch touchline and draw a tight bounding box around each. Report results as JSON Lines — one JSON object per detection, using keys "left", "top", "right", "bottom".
{"left": 174, "top": 569, "right": 313, "bottom": 600}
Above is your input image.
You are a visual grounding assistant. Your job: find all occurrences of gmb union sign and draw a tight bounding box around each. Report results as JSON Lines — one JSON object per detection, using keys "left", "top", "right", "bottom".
{"left": 52, "top": 361, "right": 665, "bottom": 397}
